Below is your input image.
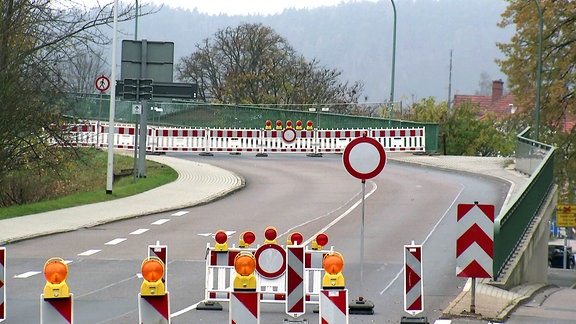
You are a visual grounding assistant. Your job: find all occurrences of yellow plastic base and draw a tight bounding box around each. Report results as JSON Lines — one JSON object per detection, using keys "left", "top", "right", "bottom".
{"left": 322, "top": 274, "right": 345, "bottom": 289}
{"left": 43, "top": 282, "right": 70, "bottom": 299}
{"left": 234, "top": 274, "right": 256, "bottom": 291}
{"left": 141, "top": 280, "right": 166, "bottom": 296}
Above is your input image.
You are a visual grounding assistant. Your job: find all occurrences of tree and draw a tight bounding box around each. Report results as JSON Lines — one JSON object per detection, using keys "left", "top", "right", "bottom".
{"left": 497, "top": 0, "right": 576, "bottom": 202}
{"left": 0, "top": 0, "right": 144, "bottom": 205}
{"left": 176, "top": 23, "right": 363, "bottom": 112}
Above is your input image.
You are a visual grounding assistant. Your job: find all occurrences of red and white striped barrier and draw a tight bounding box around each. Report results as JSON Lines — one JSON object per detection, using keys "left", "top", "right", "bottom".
{"left": 63, "top": 121, "right": 426, "bottom": 153}
{"left": 286, "top": 246, "right": 305, "bottom": 317}
{"left": 0, "top": 247, "right": 5, "bottom": 322}
{"left": 319, "top": 289, "right": 348, "bottom": 324}
{"left": 40, "top": 295, "right": 73, "bottom": 324}
{"left": 138, "top": 293, "right": 170, "bottom": 324}
{"left": 230, "top": 291, "right": 259, "bottom": 324}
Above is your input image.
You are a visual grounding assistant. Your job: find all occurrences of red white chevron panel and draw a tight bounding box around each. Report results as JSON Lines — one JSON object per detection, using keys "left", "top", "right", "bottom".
{"left": 456, "top": 203, "right": 495, "bottom": 278}
{"left": 286, "top": 246, "right": 305, "bottom": 316}
{"left": 230, "top": 291, "right": 259, "bottom": 324}
{"left": 404, "top": 244, "right": 423, "bottom": 315}
{"left": 0, "top": 247, "right": 5, "bottom": 321}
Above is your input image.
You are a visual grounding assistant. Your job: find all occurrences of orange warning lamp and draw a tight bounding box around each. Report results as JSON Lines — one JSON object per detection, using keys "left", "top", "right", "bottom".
{"left": 239, "top": 231, "right": 256, "bottom": 248}
{"left": 322, "top": 252, "right": 345, "bottom": 289}
{"left": 214, "top": 230, "right": 229, "bottom": 252}
{"left": 312, "top": 233, "right": 329, "bottom": 250}
{"left": 264, "top": 226, "right": 278, "bottom": 244}
{"left": 287, "top": 232, "right": 304, "bottom": 245}
{"left": 141, "top": 257, "right": 166, "bottom": 296}
{"left": 43, "top": 257, "right": 70, "bottom": 298}
{"left": 233, "top": 252, "right": 257, "bottom": 290}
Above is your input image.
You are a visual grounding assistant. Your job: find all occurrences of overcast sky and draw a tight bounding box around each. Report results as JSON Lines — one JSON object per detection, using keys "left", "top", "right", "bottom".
{"left": 80, "top": 0, "right": 377, "bottom": 15}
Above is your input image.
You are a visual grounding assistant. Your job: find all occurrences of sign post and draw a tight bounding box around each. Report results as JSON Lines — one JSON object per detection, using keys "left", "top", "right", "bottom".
{"left": 342, "top": 134, "right": 386, "bottom": 314}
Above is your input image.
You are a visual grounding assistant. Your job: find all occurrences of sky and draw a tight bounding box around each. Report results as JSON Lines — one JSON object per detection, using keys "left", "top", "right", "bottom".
{"left": 81, "top": 0, "right": 377, "bottom": 16}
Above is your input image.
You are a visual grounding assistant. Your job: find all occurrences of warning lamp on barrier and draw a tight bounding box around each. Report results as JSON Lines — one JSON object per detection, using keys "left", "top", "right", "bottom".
{"left": 263, "top": 226, "right": 278, "bottom": 244}
{"left": 296, "top": 120, "right": 303, "bottom": 130}
{"left": 43, "top": 257, "right": 70, "bottom": 299}
{"left": 265, "top": 120, "right": 272, "bottom": 130}
{"left": 275, "top": 120, "right": 283, "bottom": 130}
{"left": 286, "top": 120, "right": 293, "bottom": 129}
{"left": 312, "top": 233, "right": 329, "bottom": 250}
{"left": 239, "top": 231, "right": 256, "bottom": 248}
{"left": 233, "top": 252, "right": 257, "bottom": 291}
{"left": 140, "top": 257, "right": 166, "bottom": 296}
{"left": 214, "top": 230, "right": 229, "bottom": 252}
{"left": 322, "top": 251, "right": 345, "bottom": 289}
{"left": 287, "top": 232, "right": 304, "bottom": 245}
{"left": 306, "top": 120, "right": 314, "bottom": 130}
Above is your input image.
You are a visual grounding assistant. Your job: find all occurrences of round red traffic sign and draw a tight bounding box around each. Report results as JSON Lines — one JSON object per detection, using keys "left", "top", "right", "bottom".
{"left": 343, "top": 135, "right": 386, "bottom": 180}
{"left": 254, "top": 243, "right": 286, "bottom": 279}
{"left": 95, "top": 75, "right": 110, "bottom": 92}
{"left": 282, "top": 128, "right": 297, "bottom": 143}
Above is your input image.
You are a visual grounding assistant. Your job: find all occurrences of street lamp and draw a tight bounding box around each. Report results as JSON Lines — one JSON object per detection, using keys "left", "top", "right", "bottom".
{"left": 534, "top": 0, "right": 543, "bottom": 141}
{"left": 388, "top": 0, "right": 397, "bottom": 127}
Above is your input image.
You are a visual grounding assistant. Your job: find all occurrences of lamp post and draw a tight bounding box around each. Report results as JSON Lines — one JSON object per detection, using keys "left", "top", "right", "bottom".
{"left": 534, "top": 0, "right": 543, "bottom": 141}
{"left": 388, "top": 0, "right": 397, "bottom": 127}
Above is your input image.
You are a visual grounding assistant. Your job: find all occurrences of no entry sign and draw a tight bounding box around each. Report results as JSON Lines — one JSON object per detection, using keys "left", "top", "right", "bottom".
{"left": 343, "top": 135, "right": 386, "bottom": 180}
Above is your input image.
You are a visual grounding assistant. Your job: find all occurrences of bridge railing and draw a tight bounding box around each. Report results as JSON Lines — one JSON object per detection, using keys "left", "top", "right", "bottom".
{"left": 493, "top": 127, "right": 555, "bottom": 281}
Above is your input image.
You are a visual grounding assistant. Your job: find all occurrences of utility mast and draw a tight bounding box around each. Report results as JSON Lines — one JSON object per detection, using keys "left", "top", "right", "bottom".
{"left": 447, "top": 50, "right": 453, "bottom": 110}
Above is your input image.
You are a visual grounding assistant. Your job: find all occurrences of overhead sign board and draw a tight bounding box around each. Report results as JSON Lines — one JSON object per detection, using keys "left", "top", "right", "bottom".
{"left": 121, "top": 40, "right": 174, "bottom": 83}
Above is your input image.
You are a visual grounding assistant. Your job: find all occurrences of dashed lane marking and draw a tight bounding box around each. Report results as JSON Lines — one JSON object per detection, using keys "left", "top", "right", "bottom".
{"left": 171, "top": 211, "right": 189, "bottom": 217}
{"left": 130, "top": 228, "right": 149, "bottom": 235}
{"left": 105, "top": 238, "right": 127, "bottom": 245}
{"left": 78, "top": 249, "right": 101, "bottom": 256}
{"left": 14, "top": 271, "right": 41, "bottom": 279}
{"left": 151, "top": 219, "right": 170, "bottom": 225}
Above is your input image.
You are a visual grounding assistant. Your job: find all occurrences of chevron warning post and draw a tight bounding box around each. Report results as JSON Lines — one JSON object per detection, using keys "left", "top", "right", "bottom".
{"left": 0, "top": 247, "right": 5, "bottom": 322}
{"left": 286, "top": 245, "right": 305, "bottom": 317}
{"left": 456, "top": 202, "right": 495, "bottom": 278}
{"left": 404, "top": 243, "right": 423, "bottom": 315}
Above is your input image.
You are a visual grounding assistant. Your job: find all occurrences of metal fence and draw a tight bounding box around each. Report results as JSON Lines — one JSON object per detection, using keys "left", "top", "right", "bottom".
{"left": 493, "top": 127, "right": 556, "bottom": 279}
{"left": 63, "top": 94, "right": 439, "bottom": 152}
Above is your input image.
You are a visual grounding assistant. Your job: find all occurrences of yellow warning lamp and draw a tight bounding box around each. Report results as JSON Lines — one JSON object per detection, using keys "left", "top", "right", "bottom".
{"left": 214, "top": 230, "right": 229, "bottom": 252}
{"left": 275, "top": 120, "right": 283, "bottom": 130}
{"left": 263, "top": 226, "right": 278, "bottom": 244}
{"left": 233, "top": 252, "right": 257, "bottom": 291}
{"left": 287, "top": 232, "right": 304, "bottom": 245}
{"left": 312, "top": 233, "right": 329, "bottom": 250}
{"left": 265, "top": 120, "right": 272, "bottom": 130}
{"left": 322, "top": 252, "right": 345, "bottom": 289}
{"left": 306, "top": 120, "right": 314, "bottom": 130}
{"left": 295, "top": 120, "right": 303, "bottom": 130}
{"left": 239, "top": 231, "right": 256, "bottom": 248}
{"left": 43, "top": 257, "right": 70, "bottom": 299}
{"left": 140, "top": 257, "right": 166, "bottom": 296}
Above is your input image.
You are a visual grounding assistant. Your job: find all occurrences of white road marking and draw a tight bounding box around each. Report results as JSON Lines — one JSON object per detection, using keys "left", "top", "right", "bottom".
{"left": 171, "top": 302, "right": 201, "bottom": 318}
{"left": 14, "top": 271, "right": 41, "bottom": 279}
{"left": 130, "top": 228, "right": 149, "bottom": 235}
{"left": 78, "top": 249, "right": 101, "bottom": 256}
{"left": 105, "top": 238, "right": 127, "bottom": 245}
{"left": 171, "top": 211, "right": 189, "bottom": 217}
{"left": 152, "top": 219, "right": 170, "bottom": 225}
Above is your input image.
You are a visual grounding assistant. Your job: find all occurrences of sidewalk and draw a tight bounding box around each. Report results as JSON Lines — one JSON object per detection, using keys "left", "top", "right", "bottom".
{"left": 0, "top": 152, "right": 536, "bottom": 321}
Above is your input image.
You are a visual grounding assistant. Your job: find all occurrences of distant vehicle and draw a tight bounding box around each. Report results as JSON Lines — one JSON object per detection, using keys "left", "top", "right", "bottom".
{"left": 548, "top": 243, "right": 576, "bottom": 269}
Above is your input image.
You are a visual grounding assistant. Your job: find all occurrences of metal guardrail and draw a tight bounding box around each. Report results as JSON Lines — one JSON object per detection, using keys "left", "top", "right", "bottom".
{"left": 493, "top": 127, "right": 555, "bottom": 280}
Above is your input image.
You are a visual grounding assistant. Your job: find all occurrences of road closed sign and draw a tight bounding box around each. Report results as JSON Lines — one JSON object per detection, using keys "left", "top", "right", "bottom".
{"left": 342, "top": 135, "right": 386, "bottom": 180}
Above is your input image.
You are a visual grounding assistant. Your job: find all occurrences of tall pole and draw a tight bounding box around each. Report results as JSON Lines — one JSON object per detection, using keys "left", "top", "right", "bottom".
{"left": 447, "top": 50, "right": 453, "bottom": 110}
{"left": 106, "top": 0, "right": 119, "bottom": 194}
{"left": 135, "top": 0, "right": 139, "bottom": 40}
{"left": 534, "top": 0, "right": 543, "bottom": 141}
{"left": 388, "top": 0, "right": 397, "bottom": 127}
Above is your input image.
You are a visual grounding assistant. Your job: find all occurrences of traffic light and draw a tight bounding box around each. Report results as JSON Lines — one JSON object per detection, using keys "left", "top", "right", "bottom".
{"left": 123, "top": 78, "right": 138, "bottom": 100}
{"left": 233, "top": 252, "right": 256, "bottom": 291}
{"left": 140, "top": 257, "right": 166, "bottom": 296}
{"left": 214, "top": 230, "right": 229, "bottom": 252}
{"left": 322, "top": 251, "right": 345, "bottom": 289}
{"left": 43, "top": 257, "right": 70, "bottom": 299}
{"left": 139, "top": 78, "right": 153, "bottom": 100}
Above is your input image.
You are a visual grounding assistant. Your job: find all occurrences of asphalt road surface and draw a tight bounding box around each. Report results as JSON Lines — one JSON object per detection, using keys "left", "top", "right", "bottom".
{"left": 5, "top": 154, "right": 509, "bottom": 323}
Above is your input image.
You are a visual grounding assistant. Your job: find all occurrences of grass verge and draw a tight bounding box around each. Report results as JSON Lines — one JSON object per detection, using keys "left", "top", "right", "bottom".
{"left": 0, "top": 150, "right": 178, "bottom": 220}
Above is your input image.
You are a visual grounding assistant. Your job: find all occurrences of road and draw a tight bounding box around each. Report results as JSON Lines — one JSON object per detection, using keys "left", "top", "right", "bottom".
{"left": 5, "top": 154, "right": 509, "bottom": 323}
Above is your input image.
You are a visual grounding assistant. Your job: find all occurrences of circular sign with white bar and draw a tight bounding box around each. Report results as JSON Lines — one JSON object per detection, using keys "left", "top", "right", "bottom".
{"left": 254, "top": 243, "right": 286, "bottom": 279}
{"left": 342, "top": 135, "right": 386, "bottom": 180}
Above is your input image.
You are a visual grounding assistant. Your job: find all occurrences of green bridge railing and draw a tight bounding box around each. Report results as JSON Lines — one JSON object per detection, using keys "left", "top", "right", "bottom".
{"left": 63, "top": 94, "right": 439, "bottom": 152}
{"left": 493, "top": 127, "right": 555, "bottom": 280}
